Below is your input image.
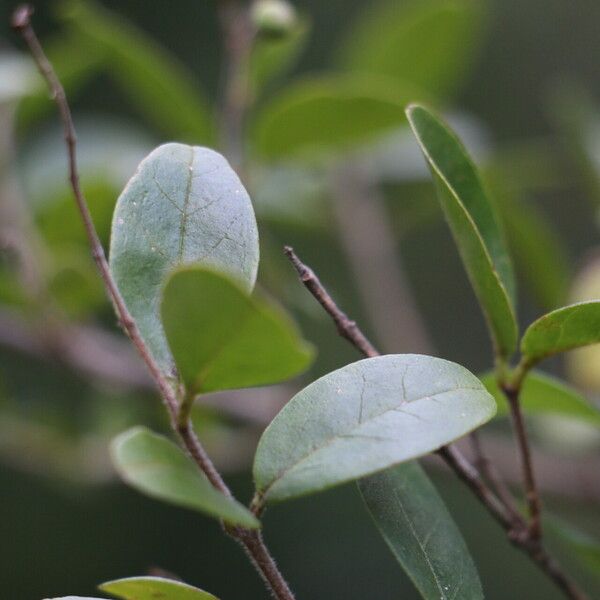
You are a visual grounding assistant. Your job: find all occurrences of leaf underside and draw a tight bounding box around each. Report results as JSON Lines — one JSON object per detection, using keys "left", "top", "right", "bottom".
{"left": 109, "top": 143, "right": 259, "bottom": 374}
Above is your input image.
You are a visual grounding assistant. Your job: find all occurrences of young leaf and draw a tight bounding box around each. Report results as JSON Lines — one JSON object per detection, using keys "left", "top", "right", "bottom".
{"left": 60, "top": 0, "right": 215, "bottom": 143}
{"left": 111, "top": 427, "right": 260, "bottom": 529}
{"left": 360, "top": 462, "right": 484, "bottom": 600}
{"left": 338, "top": 0, "right": 487, "bottom": 100}
{"left": 521, "top": 301, "right": 600, "bottom": 365}
{"left": 109, "top": 143, "right": 259, "bottom": 373}
{"left": 253, "top": 75, "right": 424, "bottom": 159}
{"left": 100, "top": 576, "right": 218, "bottom": 600}
{"left": 407, "top": 104, "right": 517, "bottom": 358}
{"left": 253, "top": 354, "right": 496, "bottom": 503}
{"left": 161, "top": 267, "right": 313, "bottom": 393}
{"left": 481, "top": 371, "right": 600, "bottom": 428}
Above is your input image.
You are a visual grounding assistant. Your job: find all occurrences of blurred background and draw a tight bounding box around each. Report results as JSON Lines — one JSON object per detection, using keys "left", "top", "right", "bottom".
{"left": 1, "top": 0, "right": 599, "bottom": 598}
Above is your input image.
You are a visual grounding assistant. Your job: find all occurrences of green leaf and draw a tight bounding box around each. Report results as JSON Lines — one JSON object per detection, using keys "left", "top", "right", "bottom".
{"left": 360, "top": 462, "right": 484, "bottom": 600}
{"left": 60, "top": 0, "right": 214, "bottom": 143}
{"left": 521, "top": 301, "right": 600, "bottom": 364}
{"left": 253, "top": 354, "right": 496, "bottom": 503}
{"left": 249, "top": 16, "right": 310, "bottom": 97}
{"left": 407, "top": 104, "right": 517, "bottom": 357}
{"left": 253, "top": 75, "right": 424, "bottom": 159}
{"left": 338, "top": 0, "right": 487, "bottom": 100}
{"left": 111, "top": 427, "right": 260, "bottom": 528}
{"left": 109, "top": 143, "right": 259, "bottom": 373}
{"left": 161, "top": 266, "right": 314, "bottom": 393}
{"left": 100, "top": 576, "right": 218, "bottom": 600}
{"left": 481, "top": 371, "right": 600, "bottom": 428}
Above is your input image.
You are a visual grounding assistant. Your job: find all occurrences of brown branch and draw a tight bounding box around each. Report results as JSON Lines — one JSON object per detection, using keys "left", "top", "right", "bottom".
{"left": 503, "top": 382, "right": 544, "bottom": 539}
{"left": 284, "top": 245, "right": 589, "bottom": 600}
{"left": 12, "top": 6, "right": 294, "bottom": 600}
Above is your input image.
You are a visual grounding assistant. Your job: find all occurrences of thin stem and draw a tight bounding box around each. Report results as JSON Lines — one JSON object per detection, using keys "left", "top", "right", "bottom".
{"left": 503, "top": 382, "right": 543, "bottom": 539}
{"left": 13, "top": 6, "right": 294, "bottom": 599}
{"left": 284, "top": 245, "right": 589, "bottom": 600}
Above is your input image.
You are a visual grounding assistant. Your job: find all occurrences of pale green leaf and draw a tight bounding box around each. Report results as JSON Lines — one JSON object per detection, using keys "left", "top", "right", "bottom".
{"left": 407, "top": 104, "right": 517, "bottom": 357}
{"left": 521, "top": 302, "right": 600, "bottom": 364}
{"left": 100, "top": 576, "right": 218, "bottom": 600}
{"left": 481, "top": 371, "right": 600, "bottom": 428}
{"left": 253, "top": 75, "right": 425, "bottom": 159}
{"left": 109, "top": 143, "right": 259, "bottom": 374}
{"left": 338, "top": 0, "right": 487, "bottom": 100}
{"left": 253, "top": 354, "right": 496, "bottom": 503}
{"left": 360, "top": 462, "right": 484, "bottom": 600}
{"left": 111, "top": 427, "right": 260, "bottom": 528}
{"left": 161, "top": 267, "right": 314, "bottom": 393}
{"left": 60, "top": 0, "right": 214, "bottom": 143}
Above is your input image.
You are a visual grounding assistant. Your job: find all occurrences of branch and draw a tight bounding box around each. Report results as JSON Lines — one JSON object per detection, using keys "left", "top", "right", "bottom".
{"left": 284, "top": 245, "right": 589, "bottom": 600}
{"left": 12, "top": 6, "right": 293, "bottom": 599}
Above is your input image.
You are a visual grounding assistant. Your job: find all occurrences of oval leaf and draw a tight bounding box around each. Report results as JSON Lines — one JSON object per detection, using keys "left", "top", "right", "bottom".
{"left": 481, "top": 371, "right": 600, "bottom": 428}
{"left": 253, "top": 354, "right": 496, "bottom": 503}
{"left": 338, "top": 0, "right": 487, "bottom": 100}
{"left": 109, "top": 143, "right": 259, "bottom": 374}
{"left": 360, "top": 462, "right": 484, "bottom": 600}
{"left": 407, "top": 104, "right": 517, "bottom": 357}
{"left": 100, "top": 576, "right": 218, "bottom": 600}
{"left": 111, "top": 427, "right": 260, "bottom": 529}
{"left": 521, "top": 301, "right": 600, "bottom": 364}
{"left": 161, "top": 267, "right": 313, "bottom": 393}
{"left": 253, "top": 75, "right": 424, "bottom": 159}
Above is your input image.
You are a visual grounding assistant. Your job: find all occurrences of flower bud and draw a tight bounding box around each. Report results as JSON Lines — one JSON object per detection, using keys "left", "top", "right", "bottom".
{"left": 251, "top": 0, "right": 297, "bottom": 37}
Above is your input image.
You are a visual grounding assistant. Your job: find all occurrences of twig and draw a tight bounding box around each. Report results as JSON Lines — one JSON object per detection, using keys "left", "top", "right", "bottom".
{"left": 503, "top": 382, "right": 544, "bottom": 539}
{"left": 283, "top": 246, "right": 378, "bottom": 358}
{"left": 12, "top": 6, "right": 294, "bottom": 599}
{"left": 284, "top": 245, "right": 589, "bottom": 600}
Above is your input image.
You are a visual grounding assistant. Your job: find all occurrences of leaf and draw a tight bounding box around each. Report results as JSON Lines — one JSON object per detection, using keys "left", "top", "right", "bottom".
{"left": 111, "top": 427, "right": 260, "bottom": 528}
{"left": 338, "top": 0, "right": 487, "bottom": 100}
{"left": 360, "top": 462, "right": 484, "bottom": 600}
{"left": 253, "top": 354, "right": 496, "bottom": 503}
{"left": 60, "top": 0, "right": 214, "bottom": 143}
{"left": 521, "top": 301, "right": 600, "bottom": 364}
{"left": 100, "top": 576, "right": 219, "bottom": 600}
{"left": 161, "top": 267, "right": 313, "bottom": 393}
{"left": 481, "top": 371, "right": 600, "bottom": 428}
{"left": 249, "top": 16, "right": 310, "bottom": 97}
{"left": 109, "top": 143, "right": 259, "bottom": 374}
{"left": 407, "top": 104, "right": 517, "bottom": 357}
{"left": 253, "top": 75, "right": 425, "bottom": 159}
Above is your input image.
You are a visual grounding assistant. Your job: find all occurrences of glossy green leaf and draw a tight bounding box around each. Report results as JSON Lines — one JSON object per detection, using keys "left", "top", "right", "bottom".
{"left": 481, "top": 371, "right": 600, "bottom": 428}
{"left": 111, "top": 427, "right": 260, "bottom": 528}
{"left": 338, "top": 0, "right": 487, "bottom": 100}
{"left": 407, "top": 104, "right": 517, "bottom": 357}
{"left": 249, "top": 16, "right": 310, "bottom": 97}
{"left": 109, "top": 143, "right": 259, "bottom": 373}
{"left": 100, "top": 576, "right": 218, "bottom": 600}
{"left": 60, "top": 0, "right": 214, "bottom": 143}
{"left": 521, "top": 302, "right": 600, "bottom": 364}
{"left": 254, "top": 75, "right": 424, "bottom": 159}
{"left": 161, "top": 267, "right": 313, "bottom": 393}
{"left": 254, "top": 354, "right": 496, "bottom": 503}
{"left": 360, "top": 462, "right": 484, "bottom": 600}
